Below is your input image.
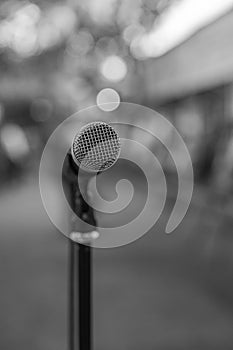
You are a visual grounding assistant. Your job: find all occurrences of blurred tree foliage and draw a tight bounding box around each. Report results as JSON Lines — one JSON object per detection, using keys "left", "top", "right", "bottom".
{"left": 0, "top": 0, "right": 176, "bottom": 109}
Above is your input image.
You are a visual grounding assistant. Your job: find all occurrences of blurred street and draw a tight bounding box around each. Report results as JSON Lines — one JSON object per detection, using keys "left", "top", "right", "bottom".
{"left": 1, "top": 166, "right": 233, "bottom": 350}
{"left": 1, "top": 0, "right": 233, "bottom": 349}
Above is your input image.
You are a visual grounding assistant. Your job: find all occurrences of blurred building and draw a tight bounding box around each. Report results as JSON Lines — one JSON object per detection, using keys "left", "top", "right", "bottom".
{"left": 1, "top": 2, "right": 233, "bottom": 349}
{"left": 143, "top": 8, "right": 233, "bottom": 304}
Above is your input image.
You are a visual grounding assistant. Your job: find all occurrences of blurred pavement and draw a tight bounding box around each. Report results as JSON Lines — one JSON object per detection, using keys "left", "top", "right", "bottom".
{"left": 1, "top": 170, "right": 233, "bottom": 350}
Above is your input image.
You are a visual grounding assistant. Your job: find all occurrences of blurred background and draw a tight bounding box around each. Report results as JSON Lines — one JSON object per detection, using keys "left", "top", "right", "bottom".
{"left": 1, "top": 0, "right": 233, "bottom": 349}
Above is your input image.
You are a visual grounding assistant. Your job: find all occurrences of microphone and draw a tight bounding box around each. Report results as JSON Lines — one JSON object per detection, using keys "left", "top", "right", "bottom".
{"left": 71, "top": 121, "right": 121, "bottom": 173}
{"left": 63, "top": 121, "right": 121, "bottom": 237}
{"left": 65, "top": 121, "right": 121, "bottom": 350}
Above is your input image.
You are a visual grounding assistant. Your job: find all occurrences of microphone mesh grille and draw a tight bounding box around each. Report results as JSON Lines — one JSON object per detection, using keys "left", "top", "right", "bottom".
{"left": 72, "top": 122, "right": 120, "bottom": 172}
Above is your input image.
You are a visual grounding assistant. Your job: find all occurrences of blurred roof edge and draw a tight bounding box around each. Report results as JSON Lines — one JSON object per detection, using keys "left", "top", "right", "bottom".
{"left": 145, "top": 8, "right": 233, "bottom": 103}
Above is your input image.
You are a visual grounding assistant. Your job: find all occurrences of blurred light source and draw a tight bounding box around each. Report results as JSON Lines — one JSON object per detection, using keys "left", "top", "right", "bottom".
{"left": 133, "top": 0, "right": 233, "bottom": 58}
{"left": 37, "top": 21, "right": 59, "bottom": 50}
{"left": 0, "top": 2, "right": 40, "bottom": 57}
{"left": 130, "top": 36, "right": 147, "bottom": 60}
{"left": 16, "top": 2, "right": 41, "bottom": 24}
{"left": 38, "top": 5, "right": 77, "bottom": 50}
{"left": 123, "top": 23, "right": 145, "bottom": 44}
{"left": 12, "top": 27, "right": 38, "bottom": 57}
{"left": 117, "top": 0, "right": 142, "bottom": 27}
{"left": 100, "top": 55, "right": 127, "bottom": 82}
{"left": 67, "top": 30, "right": 94, "bottom": 57}
{"left": 85, "top": 0, "right": 117, "bottom": 24}
{"left": 96, "top": 88, "right": 120, "bottom": 111}
{"left": 0, "top": 124, "right": 29, "bottom": 161}
{"left": 0, "top": 3, "right": 77, "bottom": 57}
{"left": 46, "top": 5, "right": 77, "bottom": 37}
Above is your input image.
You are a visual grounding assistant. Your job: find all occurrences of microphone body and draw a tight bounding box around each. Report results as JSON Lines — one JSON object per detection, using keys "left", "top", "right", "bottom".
{"left": 64, "top": 122, "right": 120, "bottom": 350}
{"left": 63, "top": 121, "right": 120, "bottom": 235}
{"left": 63, "top": 150, "right": 97, "bottom": 234}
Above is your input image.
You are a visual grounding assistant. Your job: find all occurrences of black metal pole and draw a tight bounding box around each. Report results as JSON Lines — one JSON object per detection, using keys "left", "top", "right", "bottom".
{"left": 68, "top": 240, "right": 92, "bottom": 350}
{"left": 77, "top": 243, "right": 92, "bottom": 350}
{"left": 64, "top": 152, "right": 95, "bottom": 350}
{"left": 68, "top": 239, "right": 75, "bottom": 350}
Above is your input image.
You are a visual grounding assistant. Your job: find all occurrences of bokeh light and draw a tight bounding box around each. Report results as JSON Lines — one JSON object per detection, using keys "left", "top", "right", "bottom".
{"left": 100, "top": 55, "right": 127, "bottom": 82}
{"left": 67, "top": 30, "right": 94, "bottom": 57}
{"left": 96, "top": 88, "right": 120, "bottom": 111}
{"left": 123, "top": 23, "right": 145, "bottom": 44}
{"left": 0, "top": 124, "right": 29, "bottom": 161}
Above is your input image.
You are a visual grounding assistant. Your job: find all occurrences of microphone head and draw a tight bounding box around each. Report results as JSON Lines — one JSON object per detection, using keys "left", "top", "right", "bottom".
{"left": 71, "top": 121, "right": 120, "bottom": 172}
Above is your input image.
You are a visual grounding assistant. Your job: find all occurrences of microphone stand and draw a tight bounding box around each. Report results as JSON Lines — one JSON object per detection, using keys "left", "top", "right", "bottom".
{"left": 63, "top": 153, "right": 98, "bottom": 350}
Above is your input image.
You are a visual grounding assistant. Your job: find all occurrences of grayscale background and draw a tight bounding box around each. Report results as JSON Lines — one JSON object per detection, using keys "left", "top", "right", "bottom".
{"left": 1, "top": 1, "right": 233, "bottom": 349}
